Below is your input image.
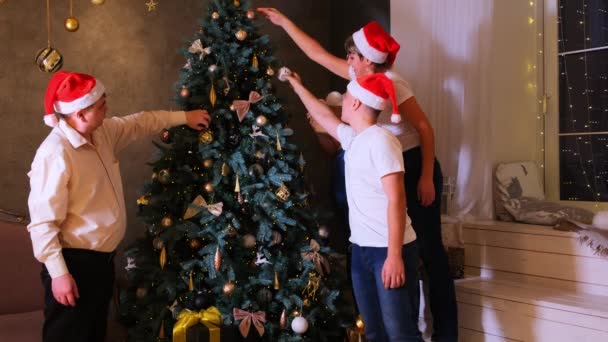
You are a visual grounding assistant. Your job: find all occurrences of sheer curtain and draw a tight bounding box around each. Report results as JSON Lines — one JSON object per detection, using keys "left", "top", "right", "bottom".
{"left": 391, "top": 0, "right": 495, "bottom": 220}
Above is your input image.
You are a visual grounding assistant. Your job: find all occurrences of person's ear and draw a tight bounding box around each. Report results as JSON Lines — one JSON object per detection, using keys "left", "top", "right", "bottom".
{"left": 352, "top": 98, "right": 363, "bottom": 112}
{"left": 75, "top": 109, "right": 87, "bottom": 122}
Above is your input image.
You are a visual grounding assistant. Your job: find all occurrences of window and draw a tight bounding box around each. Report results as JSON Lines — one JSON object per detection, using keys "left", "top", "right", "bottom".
{"left": 558, "top": 0, "right": 608, "bottom": 201}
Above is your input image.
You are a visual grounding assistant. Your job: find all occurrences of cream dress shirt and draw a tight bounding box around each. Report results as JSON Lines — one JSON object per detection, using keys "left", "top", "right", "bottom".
{"left": 27, "top": 111, "right": 186, "bottom": 278}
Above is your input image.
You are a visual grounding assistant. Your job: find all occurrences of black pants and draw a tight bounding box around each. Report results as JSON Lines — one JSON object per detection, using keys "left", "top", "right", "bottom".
{"left": 41, "top": 248, "right": 115, "bottom": 342}
{"left": 404, "top": 147, "right": 458, "bottom": 342}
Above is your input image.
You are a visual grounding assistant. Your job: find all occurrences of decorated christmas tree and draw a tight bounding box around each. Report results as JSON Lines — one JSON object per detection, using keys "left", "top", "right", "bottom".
{"left": 120, "top": 1, "right": 352, "bottom": 341}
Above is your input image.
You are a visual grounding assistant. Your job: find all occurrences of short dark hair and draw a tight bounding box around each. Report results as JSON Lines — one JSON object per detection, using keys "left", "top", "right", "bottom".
{"left": 343, "top": 36, "right": 391, "bottom": 71}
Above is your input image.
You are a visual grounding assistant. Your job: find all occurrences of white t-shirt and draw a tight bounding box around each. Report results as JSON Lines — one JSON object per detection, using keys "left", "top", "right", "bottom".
{"left": 349, "top": 67, "right": 421, "bottom": 151}
{"left": 337, "top": 123, "right": 417, "bottom": 247}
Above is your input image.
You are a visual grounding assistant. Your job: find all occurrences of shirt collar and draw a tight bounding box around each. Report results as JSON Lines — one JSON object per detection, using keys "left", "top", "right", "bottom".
{"left": 58, "top": 118, "right": 89, "bottom": 149}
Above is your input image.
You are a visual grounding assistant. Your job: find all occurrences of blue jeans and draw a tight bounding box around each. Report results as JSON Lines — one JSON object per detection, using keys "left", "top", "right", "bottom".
{"left": 351, "top": 242, "right": 423, "bottom": 342}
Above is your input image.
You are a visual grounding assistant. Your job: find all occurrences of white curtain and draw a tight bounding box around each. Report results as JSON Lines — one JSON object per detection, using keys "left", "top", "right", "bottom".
{"left": 391, "top": 0, "right": 496, "bottom": 220}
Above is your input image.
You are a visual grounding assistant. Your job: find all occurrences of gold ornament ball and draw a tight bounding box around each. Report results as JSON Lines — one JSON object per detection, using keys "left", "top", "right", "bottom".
{"left": 212, "top": 12, "right": 220, "bottom": 20}
{"left": 136, "top": 287, "right": 148, "bottom": 299}
{"left": 198, "top": 130, "right": 214, "bottom": 145}
{"left": 355, "top": 315, "right": 365, "bottom": 331}
{"left": 233, "top": 0, "right": 240, "bottom": 6}
{"left": 180, "top": 87, "right": 190, "bottom": 98}
{"left": 246, "top": 10, "right": 256, "bottom": 19}
{"left": 223, "top": 281, "right": 236, "bottom": 295}
{"left": 158, "top": 169, "right": 171, "bottom": 184}
{"left": 35, "top": 47, "right": 63, "bottom": 73}
{"left": 303, "top": 298, "right": 311, "bottom": 307}
{"left": 189, "top": 239, "right": 202, "bottom": 250}
{"left": 235, "top": 29, "right": 247, "bottom": 41}
{"left": 255, "top": 115, "right": 268, "bottom": 127}
{"left": 152, "top": 237, "right": 165, "bottom": 250}
{"left": 242, "top": 234, "right": 256, "bottom": 248}
{"left": 203, "top": 159, "right": 213, "bottom": 169}
{"left": 266, "top": 67, "right": 275, "bottom": 76}
{"left": 91, "top": 0, "right": 105, "bottom": 5}
{"left": 203, "top": 182, "right": 214, "bottom": 193}
{"left": 64, "top": 17, "right": 80, "bottom": 32}
{"left": 160, "top": 215, "right": 173, "bottom": 228}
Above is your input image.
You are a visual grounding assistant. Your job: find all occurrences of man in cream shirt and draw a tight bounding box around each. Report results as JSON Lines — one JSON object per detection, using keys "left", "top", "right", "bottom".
{"left": 27, "top": 71, "right": 211, "bottom": 342}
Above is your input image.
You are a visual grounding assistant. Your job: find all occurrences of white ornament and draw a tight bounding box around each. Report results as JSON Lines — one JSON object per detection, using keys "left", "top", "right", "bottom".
{"left": 278, "top": 67, "right": 292, "bottom": 82}
{"left": 125, "top": 257, "right": 137, "bottom": 271}
{"left": 592, "top": 211, "right": 608, "bottom": 230}
{"left": 291, "top": 316, "right": 309, "bottom": 334}
{"left": 208, "top": 64, "right": 218, "bottom": 73}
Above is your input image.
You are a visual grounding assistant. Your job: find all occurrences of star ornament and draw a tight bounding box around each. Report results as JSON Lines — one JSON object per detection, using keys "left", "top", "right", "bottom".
{"left": 145, "top": 0, "right": 158, "bottom": 12}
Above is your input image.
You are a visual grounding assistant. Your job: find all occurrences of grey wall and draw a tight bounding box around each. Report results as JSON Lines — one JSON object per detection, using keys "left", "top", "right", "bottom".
{"left": 0, "top": 0, "right": 388, "bottom": 253}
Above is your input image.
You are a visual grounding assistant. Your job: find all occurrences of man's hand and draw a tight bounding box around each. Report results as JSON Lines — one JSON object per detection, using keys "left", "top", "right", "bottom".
{"left": 417, "top": 176, "right": 436, "bottom": 207}
{"left": 284, "top": 72, "right": 302, "bottom": 86}
{"left": 257, "top": 8, "right": 289, "bottom": 27}
{"left": 52, "top": 273, "right": 79, "bottom": 307}
{"left": 381, "top": 255, "right": 406, "bottom": 289}
{"left": 185, "top": 109, "right": 211, "bottom": 130}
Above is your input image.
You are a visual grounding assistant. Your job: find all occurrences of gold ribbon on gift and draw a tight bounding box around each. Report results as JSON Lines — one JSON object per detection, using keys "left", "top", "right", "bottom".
{"left": 232, "top": 91, "right": 264, "bottom": 122}
{"left": 173, "top": 306, "right": 222, "bottom": 342}
{"left": 301, "top": 239, "right": 331, "bottom": 276}
{"left": 233, "top": 308, "right": 266, "bottom": 338}
{"left": 183, "top": 195, "right": 223, "bottom": 219}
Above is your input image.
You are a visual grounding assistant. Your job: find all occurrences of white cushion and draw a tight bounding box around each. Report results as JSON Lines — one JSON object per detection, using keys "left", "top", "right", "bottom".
{"left": 495, "top": 161, "right": 545, "bottom": 200}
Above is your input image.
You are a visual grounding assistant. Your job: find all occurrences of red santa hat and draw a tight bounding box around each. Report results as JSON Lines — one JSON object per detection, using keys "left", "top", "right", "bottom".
{"left": 352, "top": 21, "right": 400, "bottom": 66}
{"left": 347, "top": 73, "right": 401, "bottom": 123}
{"left": 43, "top": 71, "right": 105, "bottom": 127}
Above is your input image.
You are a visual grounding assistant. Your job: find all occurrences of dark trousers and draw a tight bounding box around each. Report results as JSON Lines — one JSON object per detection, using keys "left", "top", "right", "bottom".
{"left": 41, "top": 248, "right": 115, "bottom": 342}
{"left": 404, "top": 147, "right": 458, "bottom": 342}
{"left": 351, "top": 242, "right": 423, "bottom": 342}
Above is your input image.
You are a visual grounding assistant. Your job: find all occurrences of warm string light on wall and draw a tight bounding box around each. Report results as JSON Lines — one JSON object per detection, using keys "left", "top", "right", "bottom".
{"left": 558, "top": 0, "right": 608, "bottom": 204}
{"left": 528, "top": 1, "right": 546, "bottom": 185}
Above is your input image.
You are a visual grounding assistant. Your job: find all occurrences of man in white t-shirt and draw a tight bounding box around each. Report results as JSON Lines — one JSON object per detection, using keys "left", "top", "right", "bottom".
{"left": 284, "top": 71, "right": 423, "bottom": 341}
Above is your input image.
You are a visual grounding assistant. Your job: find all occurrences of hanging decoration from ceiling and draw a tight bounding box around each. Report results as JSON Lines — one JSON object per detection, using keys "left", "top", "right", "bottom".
{"left": 64, "top": 0, "right": 80, "bottom": 32}
{"left": 35, "top": 0, "right": 63, "bottom": 73}
{"left": 145, "top": 0, "right": 158, "bottom": 12}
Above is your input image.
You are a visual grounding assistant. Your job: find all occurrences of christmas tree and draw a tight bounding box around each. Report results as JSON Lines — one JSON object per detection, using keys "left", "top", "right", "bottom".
{"left": 120, "top": 1, "right": 351, "bottom": 341}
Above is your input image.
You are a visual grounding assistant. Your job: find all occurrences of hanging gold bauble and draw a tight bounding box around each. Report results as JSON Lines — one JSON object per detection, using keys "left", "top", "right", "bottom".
{"left": 221, "top": 163, "right": 230, "bottom": 177}
{"left": 158, "top": 322, "right": 165, "bottom": 338}
{"left": 246, "top": 10, "right": 256, "bottom": 19}
{"left": 160, "top": 215, "right": 173, "bottom": 228}
{"left": 209, "top": 83, "right": 217, "bottom": 107}
{"left": 274, "top": 271, "right": 280, "bottom": 290}
{"left": 235, "top": 29, "right": 247, "bottom": 41}
{"left": 252, "top": 54, "right": 259, "bottom": 69}
{"left": 242, "top": 234, "right": 256, "bottom": 248}
{"left": 180, "top": 87, "right": 190, "bottom": 98}
{"left": 158, "top": 169, "right": 171, "bottom": 184}
{"left": 355, "top": 315, "right": 365, "bottom": 331}
{"left": 189, "top": 239, "right": 201, "bottom": 250}
{"left": 266, "top": 67, "right": 275, "bottom": 76}
{"left": 203, "top": 182, "right": 214, "bottom": 193}
{"left": 214, "top": 246, "right": 222, "bottom": 272}
{"left": 223, "top": 281, "right": 236, "bottom": 295}
{"left": 212, "top": 11, "right": 220, "bottom": 20}
{"left": 35, "top": 47, "right": 63, "bottom": 73}
{"left": 64, "top": 17, "right": 79, "bottom": 32}
{"left": 203, "top": 159, "right": 213, "bottom": 169}
{"left": 255, "top": 115, "right": 268, "bottom": 127}
{"left": 91, "top": 0, "right": 106, "bottom": 5}
{"left": 136, "top": 195, "right": 149, "bottom": 206}
{"left": 280, "top": 309, "right": 287, "bottom": 330}
{"left": 188, "top": 271, "right": 194, "bottom": 291}
{"left": 233, "top": 0, "right": 240, "bottom": 6}
{"left": 276, "top": 132, "right": 282, "bottom": 152}
{"left": 159, "top": 246, "right": 167, "bottom": 270}
{"left": 198, "top": 130, "right": 214, "bottom": 145}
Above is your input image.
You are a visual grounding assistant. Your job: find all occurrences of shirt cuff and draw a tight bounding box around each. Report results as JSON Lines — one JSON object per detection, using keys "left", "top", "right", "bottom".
{"left": 45, "top": 254, "right": 69, "bottom": 278}
{"left": 168, "top": 111, "right": 187, "bottom": 127}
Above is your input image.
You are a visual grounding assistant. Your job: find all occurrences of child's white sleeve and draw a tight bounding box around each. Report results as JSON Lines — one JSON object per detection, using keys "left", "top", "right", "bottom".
{"left": 336, "top": 123, "right": 356, "bottom": 150}
{"left": 372, "top": 135, "right": 405, "bottom": 177}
